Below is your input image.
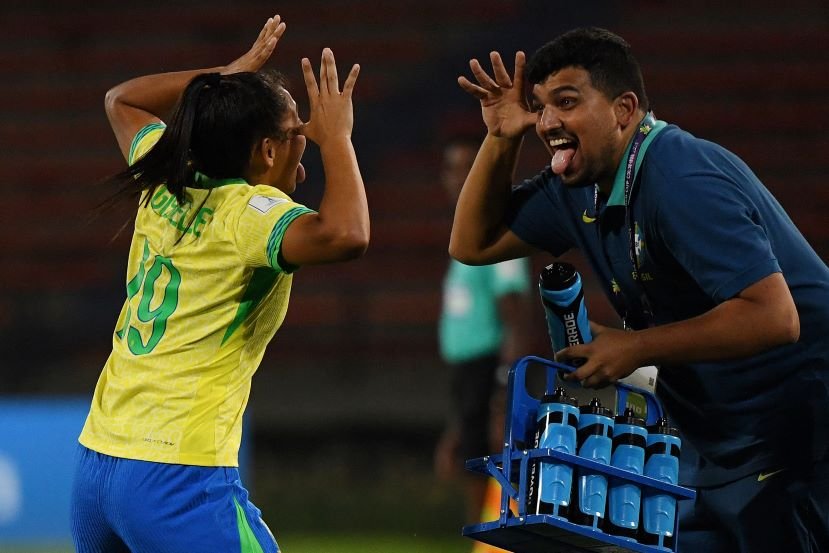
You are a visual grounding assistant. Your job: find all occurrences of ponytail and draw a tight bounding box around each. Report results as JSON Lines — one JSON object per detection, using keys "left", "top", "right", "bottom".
{"left": 100, "top": 71, "right": 287, "bottom": 209}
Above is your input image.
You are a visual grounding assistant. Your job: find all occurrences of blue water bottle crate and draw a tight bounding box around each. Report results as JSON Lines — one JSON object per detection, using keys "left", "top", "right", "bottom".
{"left": 462, "top": 356, "right": 695, "bottom": 553}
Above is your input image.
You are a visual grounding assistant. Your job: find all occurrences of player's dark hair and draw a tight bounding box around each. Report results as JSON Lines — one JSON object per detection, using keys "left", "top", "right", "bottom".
{"left": 527, "top": 27, "right": 649, "bottom": 111}
{"left": 104, "top": 70, "right": 289, "bottom": 207}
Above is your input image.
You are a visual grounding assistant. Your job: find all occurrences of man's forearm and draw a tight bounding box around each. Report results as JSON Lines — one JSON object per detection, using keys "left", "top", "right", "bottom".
{"left": 636, "top": 273, "right": 799, "bottom": 367}
{"left": 449, "top": 134, "right": 524, "bottom": 263}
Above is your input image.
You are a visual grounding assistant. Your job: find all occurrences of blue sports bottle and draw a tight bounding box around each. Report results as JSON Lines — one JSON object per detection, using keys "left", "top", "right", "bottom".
{"left": 571, "top": 397, "right": 614, "bottom": 529}
{"left": 606, "top": 407, "right": 647, "bottom": 540}
{"left": 539, "top": 263, "right": 592, "bottom": 361}
{"left": 526, "top": 387, "right": 579, "bottom": 519}
{"left": 641, "top": 417, "right": 681, "bottom": 550}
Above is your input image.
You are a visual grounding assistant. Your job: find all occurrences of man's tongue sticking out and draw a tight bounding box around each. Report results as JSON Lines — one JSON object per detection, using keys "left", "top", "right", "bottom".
{"left": 551, "top": 148, "right": 575, "bottom": 175}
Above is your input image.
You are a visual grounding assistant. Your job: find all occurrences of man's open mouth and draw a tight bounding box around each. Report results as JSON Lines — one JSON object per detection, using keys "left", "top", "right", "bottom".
{"left": 548, "top": 137, "right": 577, "bottom": 175}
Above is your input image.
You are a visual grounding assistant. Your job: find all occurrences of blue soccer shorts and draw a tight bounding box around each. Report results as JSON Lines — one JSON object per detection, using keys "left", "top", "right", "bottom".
{"left": 71, "top": 444, "right": 279, "bottom": 553}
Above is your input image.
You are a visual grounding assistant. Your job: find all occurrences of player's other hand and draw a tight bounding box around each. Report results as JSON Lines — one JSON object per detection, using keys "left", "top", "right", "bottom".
{"left": 223, "top": 15, "right": 286, "bottom": 75}
{"left": 457, "top": 51, "right": 538, "bottom": 139}
{"left": 300, "top": 48, "right": 360, "bottom": 147}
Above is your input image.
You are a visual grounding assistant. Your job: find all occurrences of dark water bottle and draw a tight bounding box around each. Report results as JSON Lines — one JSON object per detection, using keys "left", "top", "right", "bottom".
{"left": 526, "top": 387, "right": 579, "bottom": 520}
{"left": 606, "top": 408, "right": 647, "bottom": 540}
{"left": 571, "top": 398, "right": 614, "bottom": 529}
{"left": 539, "top": 263, "right": 592, "bottom": 361}
{"left": 641, "top": 418, "right": 681, "bottom": 549}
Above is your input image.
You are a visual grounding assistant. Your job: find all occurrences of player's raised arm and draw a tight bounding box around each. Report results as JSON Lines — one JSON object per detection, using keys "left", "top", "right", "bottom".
{"left": 104, "top": 15, "right": 286, "bottom": 160}
{"left": 278, "top": 48, "right": 369, "bottom": 266}
{"left": 449, "top": 51, "right": 539, "bottom": 265}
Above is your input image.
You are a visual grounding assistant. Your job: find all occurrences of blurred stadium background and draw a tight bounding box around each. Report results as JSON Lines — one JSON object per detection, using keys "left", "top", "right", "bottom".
{"left": 1, "top": 0, "right": 827, "bottom": 551}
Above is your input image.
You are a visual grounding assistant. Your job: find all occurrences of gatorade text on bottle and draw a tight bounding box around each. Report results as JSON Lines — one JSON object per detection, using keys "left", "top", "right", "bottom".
{"left": 539, "top": 263, "right": 592, "bottom": 362}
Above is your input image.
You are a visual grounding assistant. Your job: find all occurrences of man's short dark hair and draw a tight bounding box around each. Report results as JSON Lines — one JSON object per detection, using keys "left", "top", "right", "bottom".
{"left": 526, "top": 27, "right": 649, "bottom": 111}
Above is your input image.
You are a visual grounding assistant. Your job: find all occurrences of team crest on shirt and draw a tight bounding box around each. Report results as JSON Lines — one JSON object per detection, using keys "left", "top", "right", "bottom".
{"left": 632, "top": 222, "right": 654, "bottom": 282}
{"left": 634, "top": 222, "right": 644, "bottom": 261}
{"left": 248, "top": 195, "right": 287, "bottom": 214}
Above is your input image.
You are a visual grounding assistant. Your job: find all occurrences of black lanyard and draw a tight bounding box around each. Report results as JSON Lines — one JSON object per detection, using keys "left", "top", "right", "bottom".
{"left": 593, "top": 113, "right": 656, "bottom": 329}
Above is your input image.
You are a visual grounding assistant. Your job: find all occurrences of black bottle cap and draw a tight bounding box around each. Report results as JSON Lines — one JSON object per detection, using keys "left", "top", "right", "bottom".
{"left": 539, "top": 262, "right": 577, "bottom": 291}
{"left": 647, "top": 417, "right": 679, "bottom": 436}
{"left": 541, "top": 386, "right": 578, "bottom": 407}
{"left": 579, "top": 397, "right": 613, "bottom": 417}
{"left": 614, "top": 407, "right": 646, "bottom": 427}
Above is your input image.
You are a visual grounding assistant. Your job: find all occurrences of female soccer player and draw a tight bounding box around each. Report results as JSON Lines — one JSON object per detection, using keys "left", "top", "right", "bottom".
{"left": 71, "top": 15, "right": 367, "bottom": 553}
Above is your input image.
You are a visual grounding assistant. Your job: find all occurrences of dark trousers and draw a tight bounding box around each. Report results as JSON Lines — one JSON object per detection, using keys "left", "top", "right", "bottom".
{"left": 678, "top": 459, "right": 829, "bottom": 552}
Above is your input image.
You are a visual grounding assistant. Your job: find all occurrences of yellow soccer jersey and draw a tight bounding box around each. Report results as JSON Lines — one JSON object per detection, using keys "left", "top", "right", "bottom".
{"left": 79, "top": 123, "right": 314, "bottom": 466}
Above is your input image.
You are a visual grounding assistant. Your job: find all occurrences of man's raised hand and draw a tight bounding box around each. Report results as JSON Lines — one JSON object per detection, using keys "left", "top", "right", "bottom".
{"left": 458, "top": 51, "right": 538, "bottom": 139}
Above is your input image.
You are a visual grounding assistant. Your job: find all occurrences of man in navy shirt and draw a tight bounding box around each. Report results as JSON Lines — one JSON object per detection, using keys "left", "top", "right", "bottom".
{"left": 450, "top": 27, "right": 828, "bottom": 552}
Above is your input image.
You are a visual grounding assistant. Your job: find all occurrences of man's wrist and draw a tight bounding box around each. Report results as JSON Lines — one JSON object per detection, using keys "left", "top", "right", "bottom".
{"left": 485, "top": 133, "right": 525, "bottom": 147}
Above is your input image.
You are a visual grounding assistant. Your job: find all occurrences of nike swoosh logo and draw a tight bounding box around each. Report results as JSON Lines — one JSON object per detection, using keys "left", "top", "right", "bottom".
{"left": 582, "top": 210, "right": 597, "bottom": 224}
{"left": 757, "top": 468, "right": 786, "bottom": 482}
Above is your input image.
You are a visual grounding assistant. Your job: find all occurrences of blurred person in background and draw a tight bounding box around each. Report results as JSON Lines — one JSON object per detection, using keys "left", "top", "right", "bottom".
{"left": 451, "top": 27, "right": 829, "bottom": 553}
{"left": 71, "top": 15, "right": 368, "bottom": 553}
{"left": 434, "top": 136, "right": 532, "bottom": 537}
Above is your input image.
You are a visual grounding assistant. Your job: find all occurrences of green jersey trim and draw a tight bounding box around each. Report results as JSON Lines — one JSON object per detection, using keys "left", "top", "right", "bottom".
{"left": 266, "top": 206, "right": 315, "bottom": 274}
{"left": 193, "top": 172, "right": 249, "bottom": 190}
{"left": 128, "top": 123, "right": 166, "bottom": 165}
{"left": 607, "top": 113, "right": 667, "bottom": 206}
{"left": 127, "top": 124, "right": 251, "bottom": 191}
{"left": 221, "top": 267, "right": 279, "bottom": 345}
{"left": 234, "top": 497, "right": 266, "bottom": 553}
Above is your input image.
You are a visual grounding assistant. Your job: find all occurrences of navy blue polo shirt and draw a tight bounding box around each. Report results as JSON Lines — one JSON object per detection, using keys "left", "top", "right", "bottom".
{"left": 507, "top": 119, "right": 829, "bottom": 486}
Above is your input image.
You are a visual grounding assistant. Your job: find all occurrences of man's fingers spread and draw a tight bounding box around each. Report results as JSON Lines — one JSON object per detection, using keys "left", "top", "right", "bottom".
{"left": 469, "top": 59, "right": 500, "bottom": 90}
{"left": 490, "top": 51, "right": 513, "bottom": 88}
{"left": 458, "top": 76, "right": 490, "bottom": 100}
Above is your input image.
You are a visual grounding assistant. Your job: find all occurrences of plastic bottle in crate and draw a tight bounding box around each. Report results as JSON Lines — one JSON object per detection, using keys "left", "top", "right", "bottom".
{"left": 526, "top": 387, "right": 578, "bottom": 519}
{"left": 640, "top": 417, "right": 681, "bottom": 549}
{"left": 606, "top": 407, "right": 647, "bottom": 540}
{"left": 571, "top": 397, "right": 614, "bottom": 529}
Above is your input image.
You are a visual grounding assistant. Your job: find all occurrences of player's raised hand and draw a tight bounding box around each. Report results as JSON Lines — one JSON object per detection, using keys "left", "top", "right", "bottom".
{"left": 223, "top": 15, "right": 286, "bottom": 74}
{"left": 300, "top": 48, "right": 360, "bottom": 147}
{"left": 458, "top": 51, "right": 538, "bottom": 139}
